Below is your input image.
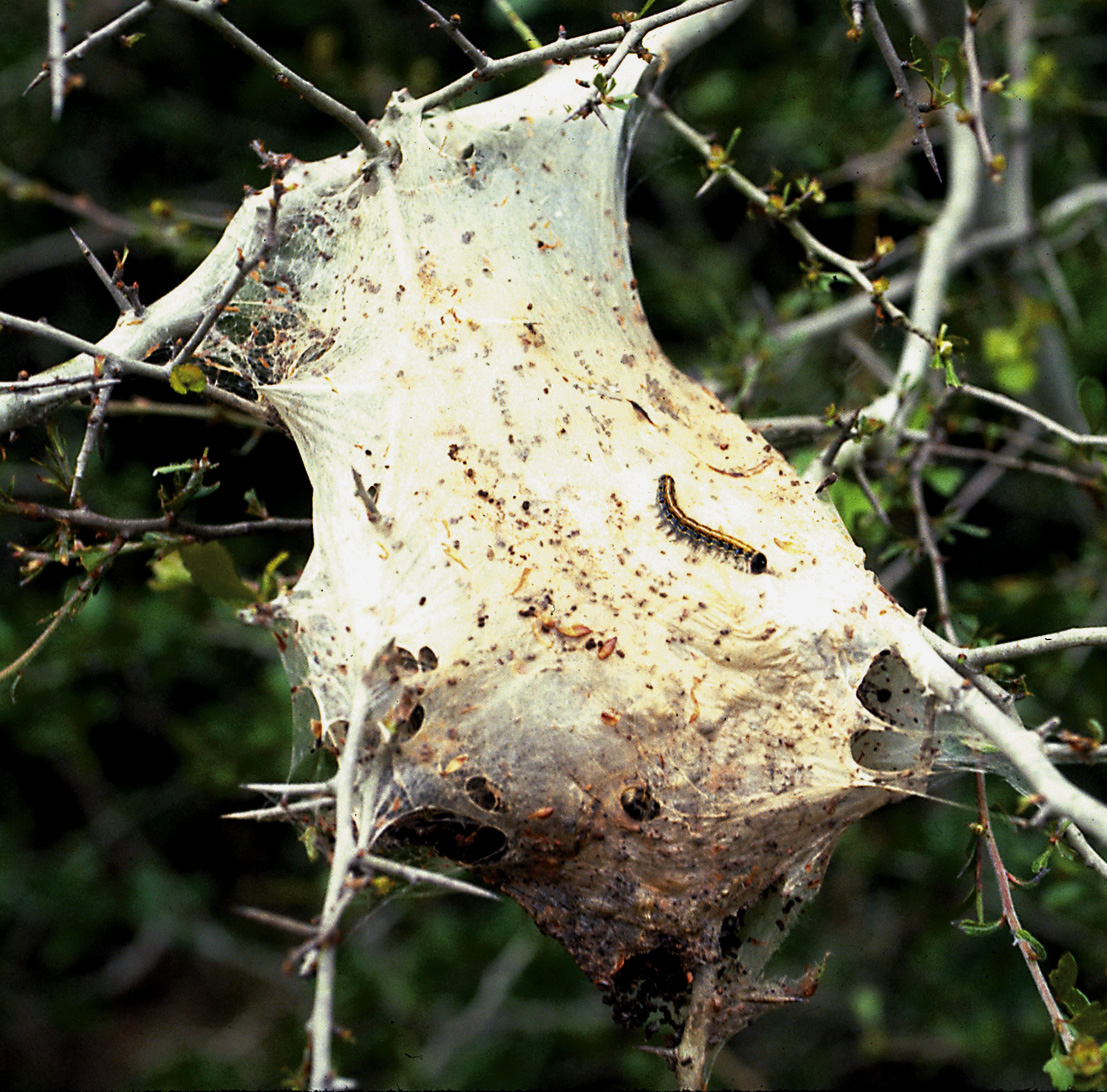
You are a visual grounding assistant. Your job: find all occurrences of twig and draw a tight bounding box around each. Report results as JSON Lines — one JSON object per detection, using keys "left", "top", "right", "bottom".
{"left": 155, "top": 0, "right": 381, "bottom": 154}
{"left": 491, "top": 0, "right": 541, "bottom": 50}
{"left": 853, "top": 461, "right": 895, "bottom": 529}
{"left": 908, "top": 431, "right": 956, "bottom": 640}
{"left": 421, "top": 933, "right": 537, "bottom": 1080}
{"left": 25, "top": 1, "right": 154, "bottom": 95}
{"left": 70, "top": 230, "right": 133, "bottom": 314}
{"left": 167, "top": 143, "right": 289, "bottom": 372}
{"left": 69, "top": 356, "right": 122, "bottom": 505}
{"left": 416, "top": 0, "right": 489, "bottom": 69}
{"left": 862, "top": 0, "right": 941, "bottom": 180}
{"left": 4, "top": 498, "right": 311, "bottom": 541}
{"left": 1062, "top": 823, "right": 1107, "bottom": 881}
{"left": 974, "top": 773, "right": 1076, "bottom": 1051}
{"left": 956, "top": 627, "right": 1107, "bottom": 668}
{"left": 570, "top": 0, "right": 752, "bottom": 121}
{"left": 652, "top": 96, "right": 937, "bottom": 349}
{"left": 0, "top": 310, "right": 165, "bottom": 380}
{"left": 802, "top": 409, "right": 861, "bottom": 488}
{"left": 223, "top": 798, "right": 334, "bottom": 821}
{"left": 960, "top": 3, "right": 1000, "bottom": 180}
{"left": 0, "top": 536, "right": 125, "bottom": 685}
{"left": 47, "top": 0, "right": 67, "bottom": 121}
{"left": 1004, "top": 2, "right": 1033, "bottom": 238}
{"left": 414, "top": 0, "right": 739, "bottom": 113}
{"left": 1043, "top": 743, "right": 1107, "bottom": 768}
{"left": 98, "top": 397, "right": 269, "bottom": 429}
{"left": 927, "top": 440, "right": 1098, "bottom": 489}
{"left": 234, "top": 905, "right": 318, "bottom": 937}
{"left": 746, "top": 414, "right": 832, "bottom": 436}
{"left": 242, "top": 780, "right": 337, "bottom": 796}
{"left": 356, "top": 854, "right": 497, "bottom": 901}
{"left": 958, "top": 383, "right": 1107, "bottom": 450}
{"left": 774, "top": 181, "right": 1107, "bottom": 346}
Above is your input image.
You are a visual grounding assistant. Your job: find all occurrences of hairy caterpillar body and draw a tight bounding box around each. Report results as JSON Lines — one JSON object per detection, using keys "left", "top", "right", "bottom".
{"left": 657, "top": 474, "right": 768, "bottom": 574}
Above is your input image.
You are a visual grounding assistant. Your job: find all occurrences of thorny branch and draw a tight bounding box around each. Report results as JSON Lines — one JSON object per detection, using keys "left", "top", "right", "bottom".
{"left": 960, "top": 2, "right": 1001, "bottom": 180}
{"left": 773, "top": 179, "right": 1107, "bottom": 347}
{"left": 305, "top": 670, "right": 384, "bottom": 1091}
{"left": 1, "top": 142, "right": 293, "bottom": 437}
{"left": 68, "top": 354, "right": 120, "bottom": 505}
{"left": 26, "top": 0, "right": 383, "bottom": 154}
{"left": 650, "top": 95, "right": 949, "bottom": 362}
{"left": 0, "top": 310, "right": 270, "bottom": 428}
{"left": 3, "top": 498, "right": 312, "bottom": 541}
{"left": 417, "top": 1, "right": 489, "bottom": 70}
{"left": 860, "top": 0, "right": 941, "bottom": 180}
{"left": 958, "top": 627, "right": 1107, "bottom": 668}
{"left": 167, "top": 140, "right": 289, "bottom": 372}
{"left": 25, "top": 1, "right": 154, "bottom": 95}
{"left": 414, "top": 0, "right": 743, "bottom": 113}
{"left": 973, "top": 773, "right": 1077, "bottom": 1052}
{"left": 70, "top": 230, "right": 137, "bottom": 316}
{"left": 46, "top": 0, "right": 67, "bottom": 122}
{"left": 0, "top": 535, "right": 125, "bottom": 685}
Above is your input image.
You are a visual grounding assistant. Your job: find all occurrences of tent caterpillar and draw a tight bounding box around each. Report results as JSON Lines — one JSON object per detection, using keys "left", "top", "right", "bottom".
{"left": 657, "top": 474, "right": 768, "bottom": 574}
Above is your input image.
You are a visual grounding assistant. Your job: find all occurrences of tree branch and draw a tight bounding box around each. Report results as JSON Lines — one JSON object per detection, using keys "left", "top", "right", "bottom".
{"left": 960, "top": 2, "right": 1001, "bottom": 180}
{"left": 25, "top": 1, "right": 154, "bottom": 95}
{"left": 957, "top": 384, "right": 1107, "bottom": 450}
{"left": 413, "top": 0, "right": 742, "bottom": 113}
{"left": 862, "top": 0, "right": 941, "bottom": 179}
{"left": 0, "top": 535, "right": 125, "bottom": 686}
{"left": 47, "top": 0, "right": 67, "bottom": 121}
{"left": 153, "top": 0, "right": 381, "bottom": 153}
{"left": 956, "top": 627, "right": 1107, "bottom": 668}
{"left": 974, "top": 773, "right": 1076, "bottom": 1052}
{"left": 416, "top": 1, "right": 489, "bottom": 69}
{"left": 2, "top": 498, "right": 311, "bottom": 541}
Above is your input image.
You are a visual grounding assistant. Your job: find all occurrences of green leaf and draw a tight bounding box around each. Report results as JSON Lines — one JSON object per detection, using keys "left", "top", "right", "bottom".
{"left": 243, "top": 488, "right": 268, "bottom": 519}
{"left": 77, "top": 545, "right": 117, "bottom": 572}
{"left": 1044, "top": 1051, "right": 1075, "bottom": 1091}
{"left": 1071, "top": 1004, "right": 1107, "bottom": 1038}
{"left": 147, "top": 550, "right": 193, "bottom": 593}
{"left": 923, "top": 465, "right": 965, "bottom": 498}
{"left": 1031, "top": 845, "right": 1055, "bottom": 874}
{"left": 1051, "top": 952, "right": 1082, "bottom": 1007}
{"left": 1016, "top": 928, "right": 1047, "bottom": 960}
{"left": 953, "top": 916, "right": 1004, "bottom": 936}
{"left": 1077, "top": 376, "right": 1107, "bottom": 434}
{"left": 945, "top": 518, "right": 990, "bottom": 540}
{"left": 177, "top": 542, "right": 255, "bottom": 603}
{"left": 257, "top": 551, "right": 289, "bottom": 603}
{"left": 169, "top": 362, "right": 207, "bottom": 395}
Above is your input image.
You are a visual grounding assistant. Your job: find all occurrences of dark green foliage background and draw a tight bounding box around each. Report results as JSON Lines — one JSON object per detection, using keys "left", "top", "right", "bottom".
{"left": 2, "top": 2, "right": 1105, "bottom": 1088}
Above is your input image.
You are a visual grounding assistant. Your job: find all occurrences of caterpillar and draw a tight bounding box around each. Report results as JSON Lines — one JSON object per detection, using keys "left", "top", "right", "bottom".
{"left": 657, "top": 474, "right": 768, "bottom": 574}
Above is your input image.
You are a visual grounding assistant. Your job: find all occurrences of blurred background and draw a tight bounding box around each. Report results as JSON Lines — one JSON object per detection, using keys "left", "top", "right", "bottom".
{"left": 2, "top": 1, "right": 1106, "bottom": 1087}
